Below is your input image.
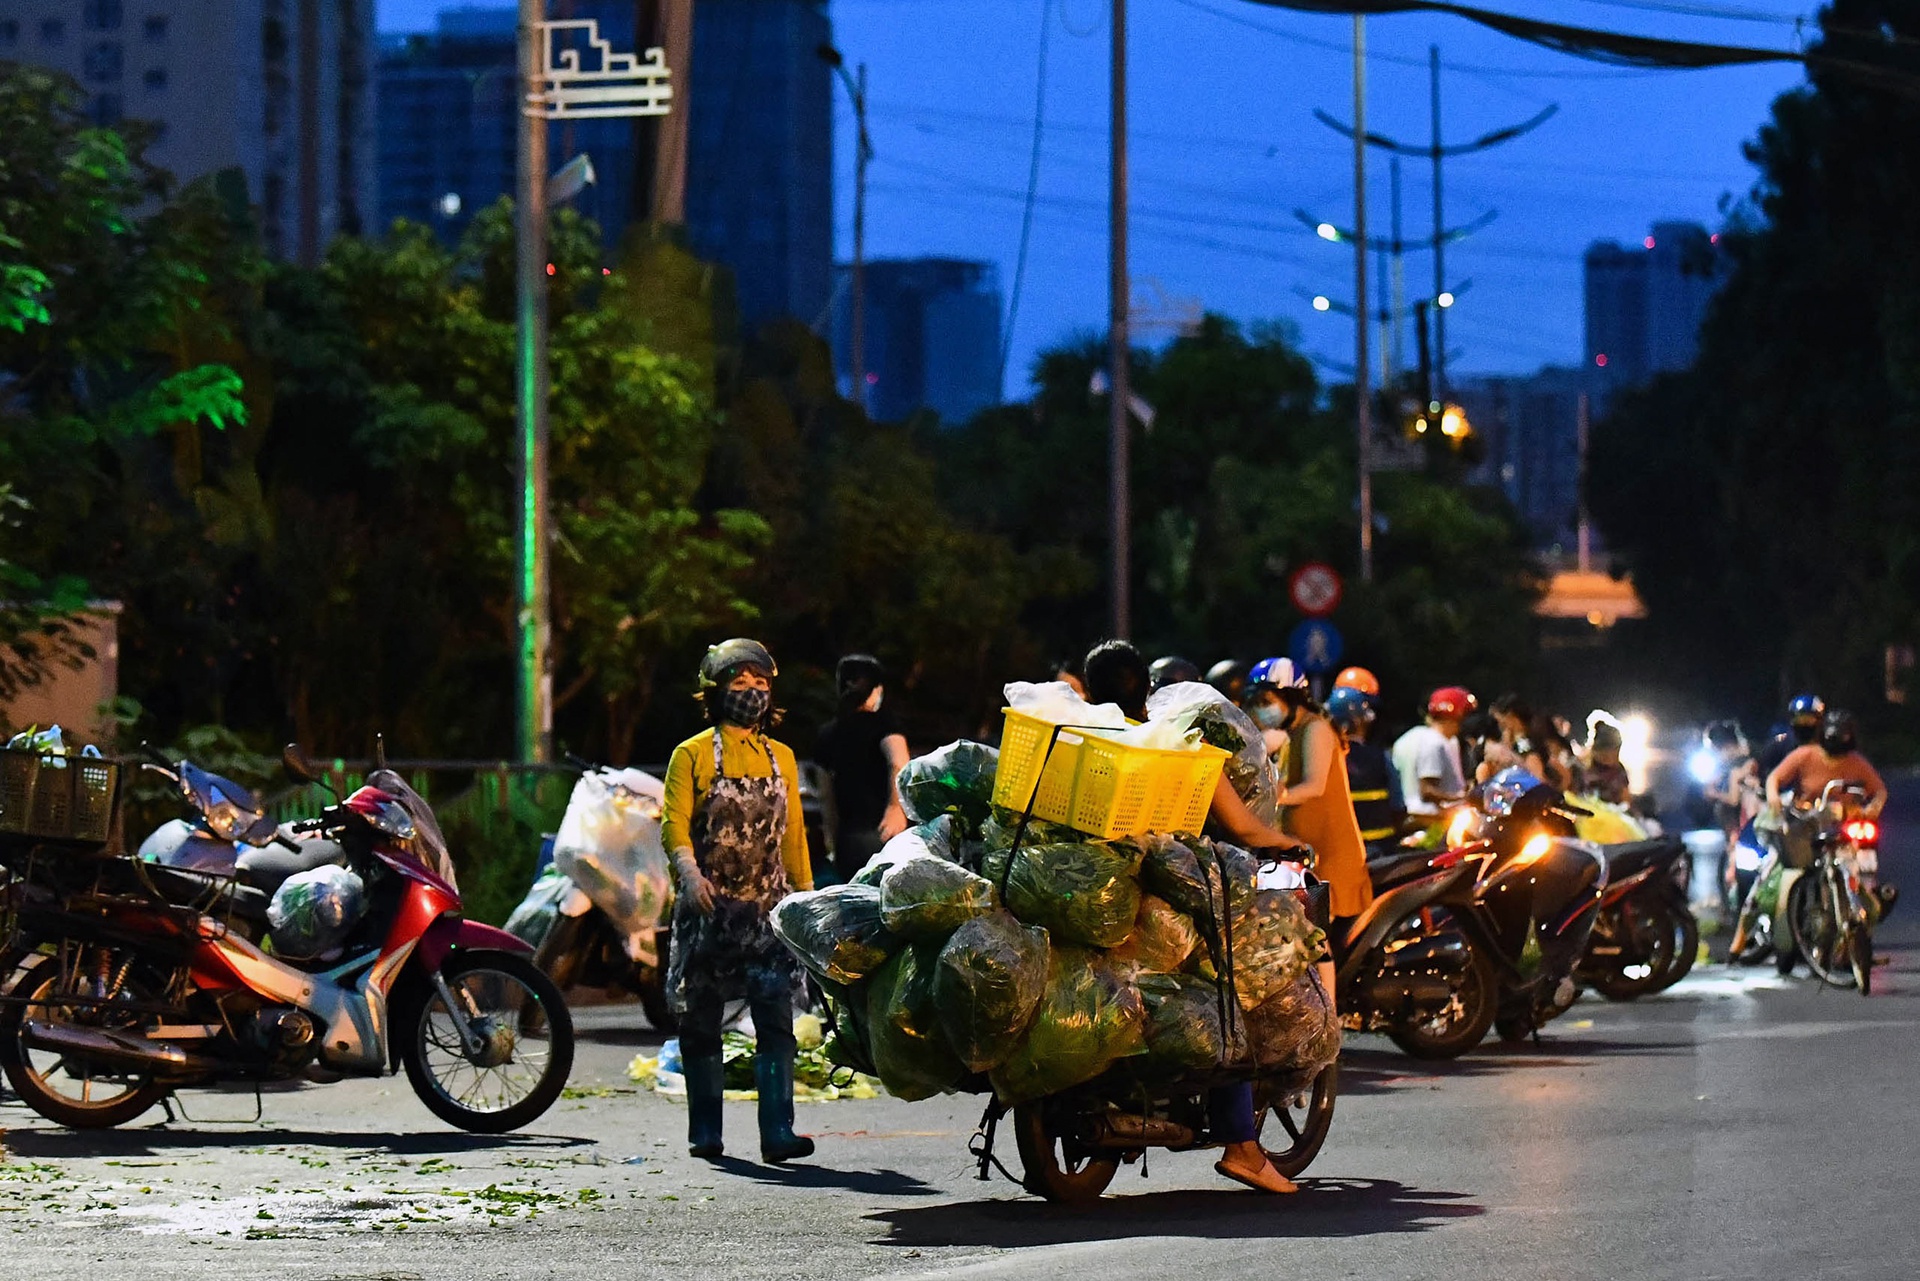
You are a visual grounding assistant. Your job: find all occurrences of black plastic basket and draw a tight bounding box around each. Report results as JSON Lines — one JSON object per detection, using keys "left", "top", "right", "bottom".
{"left": 0, "top": 750, "right": 121, "bottom": 845}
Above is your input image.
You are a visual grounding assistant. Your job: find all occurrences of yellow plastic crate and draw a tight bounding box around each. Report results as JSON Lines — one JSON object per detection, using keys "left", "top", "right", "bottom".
{"left": 992, "top": 709, "right": 1228, "bottom": 839}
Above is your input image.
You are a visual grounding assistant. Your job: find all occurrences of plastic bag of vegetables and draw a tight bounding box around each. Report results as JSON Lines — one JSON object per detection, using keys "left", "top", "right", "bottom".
{"left": 982, "top": 838, "right": 1144, "bottom": 949}
{"left": 980, "top": 808, "right": 1084, "bottom": 853}
{"left": 1242, "top": 970, "right": 1341, "bottom": 1074}
{"left": 865, "top": 944, "right": 968, "bottom": 1101}
{"left": 896, "top": 741, "right": 1000, "bottom": 831}
{"left": 1110, "top": 893, "right": 1200, "bottom": 974}
{"left": 1223, "top": 890, "right": 1327, "bottom": 1011}
{"left": 989, "top": 946, "right": 1147, "bottom": 1104}
{"left": 933, "top": 911, "right": 1050, "bottom": 1072}
{"left": 771, "top": 885, "right": 901, "bottom": 986}
{"left": 1146, "top": 682, "right": 1281, "bottom": 826}
{"left": 820, "top": 980, "right": 877, "bottom": 1076}
{"left": 1135, "top": 971, "right": 1241, "bottom": 1075}
{"left": 1139, "top": 835, "right": 1255, "bottom": 930}
{"left": 880, "top": 855, "right": 998, "bottom": 940}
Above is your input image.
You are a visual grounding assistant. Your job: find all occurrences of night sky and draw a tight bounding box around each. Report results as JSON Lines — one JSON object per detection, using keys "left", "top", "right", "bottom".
{"left": 377, "top": 0, "right": 1812, "bottom": 397}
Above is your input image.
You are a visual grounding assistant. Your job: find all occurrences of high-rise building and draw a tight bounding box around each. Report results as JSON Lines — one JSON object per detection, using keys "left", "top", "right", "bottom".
{"left": 375, "top": 4, "right": 640, "bottom": 247}
{"left": 0, "top": 0, "right": 374, "bottom": 264}
{"left": 686, "top": 0, "right": 832, "bottom": 334}
{"left": 835, "top": 258, "right": 1002, "bottom": 425}
{"left": 1584, "top": 220, "right": 1723, "bottom": 389}
{"left": 1455, "top": 366, "right": 1602, "bottom": 553}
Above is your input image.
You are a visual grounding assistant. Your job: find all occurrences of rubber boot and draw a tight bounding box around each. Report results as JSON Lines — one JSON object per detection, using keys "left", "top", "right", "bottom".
{"left": 755, "top": 1052, "right": 815, "bottom": 1163}
{"left": 684, "top": 1052, "right": 725, "bottom": 1159}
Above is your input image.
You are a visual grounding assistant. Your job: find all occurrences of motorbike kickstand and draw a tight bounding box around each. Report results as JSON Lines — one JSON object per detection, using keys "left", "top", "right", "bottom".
{"left": 968, "top": 1100, "right": 1020, "bottom": 1186}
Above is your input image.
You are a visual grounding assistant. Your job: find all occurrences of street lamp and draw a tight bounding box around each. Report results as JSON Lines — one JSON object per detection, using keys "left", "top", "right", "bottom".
{"left": 819, "top": 44, "right": 872, "bottom": 413}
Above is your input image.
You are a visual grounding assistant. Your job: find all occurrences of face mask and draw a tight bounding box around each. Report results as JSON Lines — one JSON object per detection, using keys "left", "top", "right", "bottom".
{"left": 1251, "top": 704, "right": 1287, "bottom": 731}
{"left": 720, "top": 686, "right": 771, "bottom": 727}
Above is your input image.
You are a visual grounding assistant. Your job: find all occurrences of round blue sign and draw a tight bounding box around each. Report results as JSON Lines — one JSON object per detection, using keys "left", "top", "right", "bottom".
{"left": 1287, "top": 619, "right": 1345, "bottom": 675}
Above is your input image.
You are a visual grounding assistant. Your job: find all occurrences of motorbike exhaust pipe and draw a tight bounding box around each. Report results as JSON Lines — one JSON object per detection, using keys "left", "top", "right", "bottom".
{"left": 1083, "top": 1112, "right": 1197, "bottom": 1149}
{"left": 21, "top": 1019, "right": 215, "bottom": 1075}
{"left": 1365, "top": 974, "right": 1457, "bottom": 1013}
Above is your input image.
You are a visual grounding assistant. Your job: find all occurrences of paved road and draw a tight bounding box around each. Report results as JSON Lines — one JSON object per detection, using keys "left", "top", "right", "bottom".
{"left": 5, "top": 780, "right": 1918, "bottom": 1280}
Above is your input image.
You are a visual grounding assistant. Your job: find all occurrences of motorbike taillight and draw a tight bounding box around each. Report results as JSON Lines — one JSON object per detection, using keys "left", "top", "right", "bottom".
{"left": 1843, "top": 818, "right": 1879, "bottom": 846}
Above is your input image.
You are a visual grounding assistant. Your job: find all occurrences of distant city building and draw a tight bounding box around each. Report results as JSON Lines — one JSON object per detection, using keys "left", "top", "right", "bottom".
{"left": 686, "top": 0, "right": 832, "bottom": 334}
{"left": 1455, "top": 365, "right": 1604, "bottom": 554}
{"left": 376, "top": 5, "right": 638, "bottom": 248}
{"left": 1584, "top": 220, "right": 1724, "bottom": 388}
{"left": 0, "top": 0, "right": 374, "bottom": 264}
{"left": 835, "top": 259, "right": 1003, "bottom": 425}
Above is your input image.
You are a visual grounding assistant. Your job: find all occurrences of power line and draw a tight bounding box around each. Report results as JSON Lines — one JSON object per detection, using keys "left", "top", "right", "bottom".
{"left": 1001, "top": 0, "right": 1053, "bottom": 388}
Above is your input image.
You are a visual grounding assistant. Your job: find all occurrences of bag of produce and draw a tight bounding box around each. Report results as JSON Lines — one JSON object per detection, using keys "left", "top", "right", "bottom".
{"left": 503, "top": 865, "right": 575, "bottom": 951}
{"left": 866, "top": 944, "right": 968, "bottom": 1100}
{"left": 1243, "top": 970, "right": 1341, "bottom": 1075}
{"left": 980, "top": 808, "right": 1084, "bottom": 853}
{"left": 551, "top": 767, "right": 672, "bottom": 957}
{"left": 1135, "top": 971, "right": 1241, "bottom": 1075}
{"left": 771, "top": 885, "right": 901, "bottom": 986}
{"left": 1140, "top": 834, "right": 1255, "bottom": 929}
{"left": 983, "top": 838, "right": 1144, "bottom": 949}
{"left": 268, "top": 865, "right": 367, "bottom": 959}
{"left": 1146, "top": 682, "right": 1280, "bottom": 825}
{"left": 1223, "top": 890, "right": 1327, "bottom": 1011}
{"left": 933, "top": 911, "right": 1050, "bottom": 1072}
{"left": 896, "top": 741, "right": 1000, "bottom": 831}
{"left": 820, "top": 980, "right": 877, "bottom": 1076}
{"left": 989, "top": 946, "right": 1147, "bottom": 1104}
{"left": 1111, "top": 893, "right": 1200, "bottom": 973}
{"left": 880, "top": 854, "right": 998, "bottom": 940}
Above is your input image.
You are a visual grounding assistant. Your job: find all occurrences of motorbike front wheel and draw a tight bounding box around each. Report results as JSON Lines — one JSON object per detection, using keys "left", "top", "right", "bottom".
{"left": 1585, "top": 900, "right": 1676, "bottom": 1002}
{"left": 402, "top": 951, "right": 575, "bottom": 1133}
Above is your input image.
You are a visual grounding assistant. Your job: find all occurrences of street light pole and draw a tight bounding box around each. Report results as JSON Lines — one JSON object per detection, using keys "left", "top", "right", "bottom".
{"left": 1109, "top": 0, "right": 1131, "bottom": 638}
{"left": 1353, "top": 16, "right": 1373, "bottom": 584}
{"left": 821, "top": 47, "right": 872, "bottom": 413}
{"left": 1430, "top": 45, "right": 1446, "bottom": 400}
{"left": 515, "top": 0, "right": 552, "bottom": 763}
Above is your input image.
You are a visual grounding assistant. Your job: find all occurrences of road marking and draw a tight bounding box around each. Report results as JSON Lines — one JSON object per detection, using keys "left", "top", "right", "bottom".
{"left": 1702, "top": 1019, "right": 1909, "bottom": 1041}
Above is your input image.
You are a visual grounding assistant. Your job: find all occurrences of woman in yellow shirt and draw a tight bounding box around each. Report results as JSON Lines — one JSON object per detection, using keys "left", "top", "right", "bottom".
{"left": 662, "top": 638, "right": 814, "bottom": 1164}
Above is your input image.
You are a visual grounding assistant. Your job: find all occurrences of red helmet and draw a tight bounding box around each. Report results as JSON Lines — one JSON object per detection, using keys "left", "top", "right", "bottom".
{"left": 1427, "top": 686, "right": 1477, "bottom": 719}
{"left": 1334, "top": 666, "right": 1380, "bottom": 699}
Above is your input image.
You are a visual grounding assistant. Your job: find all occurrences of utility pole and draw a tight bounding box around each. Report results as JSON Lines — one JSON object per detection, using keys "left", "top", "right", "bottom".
{"left": 1109, "top": 0, "right": 1131, "bottom": 637}
{"left": 1576, "top": 390, "right": 1592, "bottom": 573}
{"left": 1429, "top": 46, "right": 1446, "bottom": 399}
{"left": 1353, "top": 16, "right": 1373, "bottom": 584}
{"left": 821, "top": 47, "right": 872, "bottom": 412}
{"left": 1388, "top": 154, "right": 1404, "bottom": 385}
{"left": 515, "top": 0, "right": 552, "bottom": 763}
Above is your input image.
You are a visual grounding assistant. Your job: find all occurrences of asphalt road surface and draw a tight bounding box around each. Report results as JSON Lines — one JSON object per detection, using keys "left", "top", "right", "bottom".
{"left": 5, "top": 780, "right": 1918, "bottom": 1280}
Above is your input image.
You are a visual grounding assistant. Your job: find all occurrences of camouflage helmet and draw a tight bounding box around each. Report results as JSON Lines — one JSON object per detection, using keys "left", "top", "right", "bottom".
{"left": 698, "top": 638, "right": 777, "bottom": 690}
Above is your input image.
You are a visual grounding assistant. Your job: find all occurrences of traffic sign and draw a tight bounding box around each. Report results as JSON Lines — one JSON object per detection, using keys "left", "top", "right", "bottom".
{"left": 1288, "top": 619, "right": 1344, "bottom": 676}
{"left": 1288, "top": 561, "right": 1344, "bottom": 617}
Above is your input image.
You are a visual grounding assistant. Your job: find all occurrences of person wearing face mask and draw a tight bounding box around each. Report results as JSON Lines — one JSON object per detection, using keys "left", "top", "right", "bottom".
{"left": 1241, "top": 657, "right": 1300, "bottom": 763}
{"left": 662, "top": 639, "right": 815, "bottom": 1164}
{"left": 816, "top": 653, "right": 912, "bottom": 885}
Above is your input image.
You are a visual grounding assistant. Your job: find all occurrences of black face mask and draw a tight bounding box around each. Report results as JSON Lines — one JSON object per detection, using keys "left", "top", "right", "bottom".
{"left": 720, "top": 686, "right": 771, "bottom": 727}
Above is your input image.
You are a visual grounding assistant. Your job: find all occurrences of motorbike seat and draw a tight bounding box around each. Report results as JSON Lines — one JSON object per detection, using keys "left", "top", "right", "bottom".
{"left": 1365, "top": 847, "right": 1439, "bottom": 892}
{"left": 143, "top": 863, "right": 273, "bottom": 924}
{"left": 234, "top": 838, "right": 349, "bottom": 895}
{"left": 1601, "top": 836, "right": 1683, "bottom": 878}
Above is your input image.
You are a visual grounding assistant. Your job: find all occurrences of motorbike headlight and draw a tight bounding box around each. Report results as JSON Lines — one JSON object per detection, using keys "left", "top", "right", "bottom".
{"left": 364, "top": 798, "right": 418, "bottom": 841}
{"left": 1446, "top": 808, "right": 1483, "bottom": 848}
{"left": 204, "top": 797, "right": 251, "bottom": 841}
{"left": 1514, "top": 833, "right": 1555, "bottom": 867}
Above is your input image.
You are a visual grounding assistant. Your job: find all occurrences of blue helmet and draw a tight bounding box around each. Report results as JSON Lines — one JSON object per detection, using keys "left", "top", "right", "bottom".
{"left": 1248, "top": 656, "right": 1306, "bottom": 690}
{"left": 1787, "top": 692, "right": 1825, "bottom": 727}
{"left": 1326, "top": 685, "right": 1374, "bottom": 731}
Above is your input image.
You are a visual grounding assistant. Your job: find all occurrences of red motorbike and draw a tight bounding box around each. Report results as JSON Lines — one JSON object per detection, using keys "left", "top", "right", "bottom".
{"left": 0, "top": 743, "right": 573, "bottom": 1132}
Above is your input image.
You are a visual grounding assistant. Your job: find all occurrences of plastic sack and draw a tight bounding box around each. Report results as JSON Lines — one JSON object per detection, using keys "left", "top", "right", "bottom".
{"left": 1572, "top": 796, "right": 1649, "bottom": 845}
{"left": 1003, "top": 681, "right": 1131, "bottom": 731}
{"left": 1140, "top": 834, "right": 1255, "bottom": 930}
{"left": 983, "top": 838, "right": 1144, "bottom": 949}
{"left": 771, "top": 885, "right": 901, "bottom": 985}
{"left": 552, "top": 768, "right": 671, "bottom": 964}
{"left": 880, "top": 855, "right": 997, "bottom": 940}
{"left": 268, "top": 865, "right": 368, "bottom": 959}
{"left": 981, "top": 807, "right": 1083, "bottom": 853}
{"left": 896, "top": 741, "right": 1001, "bottom": 831}
{"left": 1136, "top": 972, "right": 1240, "bottom": 1075}
{"left": 1242, "top": 970, "right": 1341, "bottom": 1075}
{"left": 820, "top": 980, "right": 877, "bottom": 1076}
{"left": 866, "top": 944, "right": 968, "bottom": 1100}
{"left": 1111, "top": 894, "right": 1200, "bottom": 973}
{"left": 989, "top": 946, "right": 1147, "bottom": 1104}
{"left": 504, "top": 865, "right": 578, "bottom": 950}
{"left": 933, "top": 911, "right": 1050, "bottom": 1072}
{"left": 855, "top": 828, "right": 931, "bottom": 887}
{"left": 1146, "top": 681, "right": 1280, "bottom": 825}
{"left": 1224, "top": 890, "right": 1328, "bottom": 1011}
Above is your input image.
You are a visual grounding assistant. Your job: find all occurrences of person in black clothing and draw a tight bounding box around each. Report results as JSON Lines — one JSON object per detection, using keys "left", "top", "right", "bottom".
{"left": 815, "top": 654, "right": 911, "bottom": 884}
{"left": 1755, "top": 692, "right": 1824, "bottom": 779}
{"left": 1327, "top": 685, "right": 1404, "bottom": 857}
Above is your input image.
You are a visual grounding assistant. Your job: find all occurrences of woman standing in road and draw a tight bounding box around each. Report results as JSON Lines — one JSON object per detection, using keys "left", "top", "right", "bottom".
{"left": 663, "top": 639, "right": 816, "bottom": 1164}
{"left": 1252, "top": 660, "right": 1374, "bottom": 938}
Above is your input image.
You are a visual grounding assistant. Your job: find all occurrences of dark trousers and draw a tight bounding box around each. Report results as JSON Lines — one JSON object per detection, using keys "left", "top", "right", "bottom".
{"left": 833, "top": 826, "right": 885, "bottom": 886}
{"left": 679, "top": 990, "right": 797, "bottom": 1060}
{"left": 1209, "top": 1083, "right": 1258, "bottom": 1144}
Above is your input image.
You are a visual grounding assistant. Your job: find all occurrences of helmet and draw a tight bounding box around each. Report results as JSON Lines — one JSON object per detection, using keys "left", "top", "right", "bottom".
{"left": 1205, "top": 659, "right": 1248, "bottom": 700}
{"left": 1821, "top": 709, "right": 1858, "bottom": 755}
{"left": 1427, "top": 686, "right": 1477, "bottom": 720}
{"left": 699, "top": 638, "right": 777, "bottom": 690}
{"left": 1326, "top": 685, "right": 1374, "bottom": 731}
{"left": 1788, "top": 692, "right": 1826, "bottom": 727}
{"left": 1248, "top": 656, "right": 1306, "bottom": 690}
{"left": 1148, "top": 655, "right": 1202, "bottom": 691}
{"left": 1334, "top": 666, "right": 1380, "bottom": 700}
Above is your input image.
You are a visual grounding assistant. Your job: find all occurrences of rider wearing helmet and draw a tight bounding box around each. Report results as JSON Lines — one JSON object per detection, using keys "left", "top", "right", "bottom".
{"left": 1206, "top": 658, "right": 1249, "bottom": 705}
{"left": 1251, "top": 665, "right": 1374, "bottom": 926}
{"left": 1333, "top": 666, "right": 1381, "bottom": 709}
{"left": 1765, "top": 710, "right": 1887, "bottom": 819}
{"left": 1242, "top": 657, "right": 1304, "bottom": 760}
{"left": 663, "top": 639, "right": 815, "bottom": 1164}
{"left": 1755, "top": 692, "right": 1824, "bottom": 778}
{"left": 1391, "top": 687, "right": 1475, "bottom": 818}
{"left": 1148, "top": 655, "right": 1202, "bottom": 692}
{"left": 1329, "top": 685, "right": 1403, "bottom": 856}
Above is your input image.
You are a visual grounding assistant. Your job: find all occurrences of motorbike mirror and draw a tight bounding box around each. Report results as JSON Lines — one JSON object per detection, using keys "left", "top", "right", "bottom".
{"left": 283, "top": 743, "right": 337, "bottom": 798}
{"left": 374, "top": 733, "right": 387, "bottom": 770}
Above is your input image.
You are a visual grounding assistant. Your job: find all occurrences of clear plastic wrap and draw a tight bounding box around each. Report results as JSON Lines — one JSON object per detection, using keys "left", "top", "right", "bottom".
{"left": 1146, "top": 681, "right": 1280, "bottom": 825}
{"left": 1136, "top": 971, "right": 1241, "bottom": 1075}
{"left": 981, "top": 807, "right": 1084, "bottom": 853}
{"left": 1139, "top": 834, "right": 1255, "bottom": 929}
{"left": 503, "top": 865, "right": 575, "bottom": 950}
{"left": 551, "top": 768, "right": 671, "bottom": 962}
{"left": 879, "top": 854, "right": 998, "bottom": 940}
{"left": 267, "top": 865, "right": 368, "bottom": 958}
{"left": 1242, "top": 970, "right": 1341, "bottom": 1075}
{"left": 866, "top": 944, "right": 968, "bottom": 1100}
{"left": 1224, "top": 889, "right": 1328, "bottom": 1011}
{"left": 895, "top": 741, "right": 1001, "bottom": 831}
{"left": 988, "top": 946, "right": 1147, "bottom": 1104}
{"left": 983, "top": 838, "right": 1144, "bottom": 949}
{"left": 1003, "top": 681, "right": 1132, "bottom": 730}
{"left": 770, "top": 884, "right": 901, "bottom": 986}
{"left": 820, "top": 980, "right": 878, "bottom": 1076}
{"left": 1111, "top": 893, "right": 1200, "bottom": 973}
{"left": 933, "top": 911, "right": 1050, "bottom": 1072}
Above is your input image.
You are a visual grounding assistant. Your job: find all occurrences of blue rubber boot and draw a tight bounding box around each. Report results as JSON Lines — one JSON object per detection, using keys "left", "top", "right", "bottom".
{"left": 684, "top": 1052, "right": 725, "bottom": 1159}
{"left": 755, "top": 1052, "right": 815, "bottom": 1163}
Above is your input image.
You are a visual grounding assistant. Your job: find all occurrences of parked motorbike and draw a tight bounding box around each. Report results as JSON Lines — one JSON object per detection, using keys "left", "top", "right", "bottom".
{"left": 1576, "top": 835, "right": 1697, "bottom": 1000}
{"left": 0, "top": 743, "right": 574, "bottom": 1132}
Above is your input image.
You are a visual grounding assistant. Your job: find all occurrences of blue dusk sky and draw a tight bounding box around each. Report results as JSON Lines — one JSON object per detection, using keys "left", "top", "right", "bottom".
{"left": 376, "top": 0, "right": 1814, "bottom": 396}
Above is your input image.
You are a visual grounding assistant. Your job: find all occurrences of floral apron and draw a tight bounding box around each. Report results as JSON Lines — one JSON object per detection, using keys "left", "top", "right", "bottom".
{"left": 666, "top": 731, "right": 800, "bottom": 1013}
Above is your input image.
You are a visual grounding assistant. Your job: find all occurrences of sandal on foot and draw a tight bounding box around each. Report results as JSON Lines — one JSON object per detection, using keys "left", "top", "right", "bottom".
{"left": 1215, "top": 1158, "right": 1298, "bottom": 1195}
